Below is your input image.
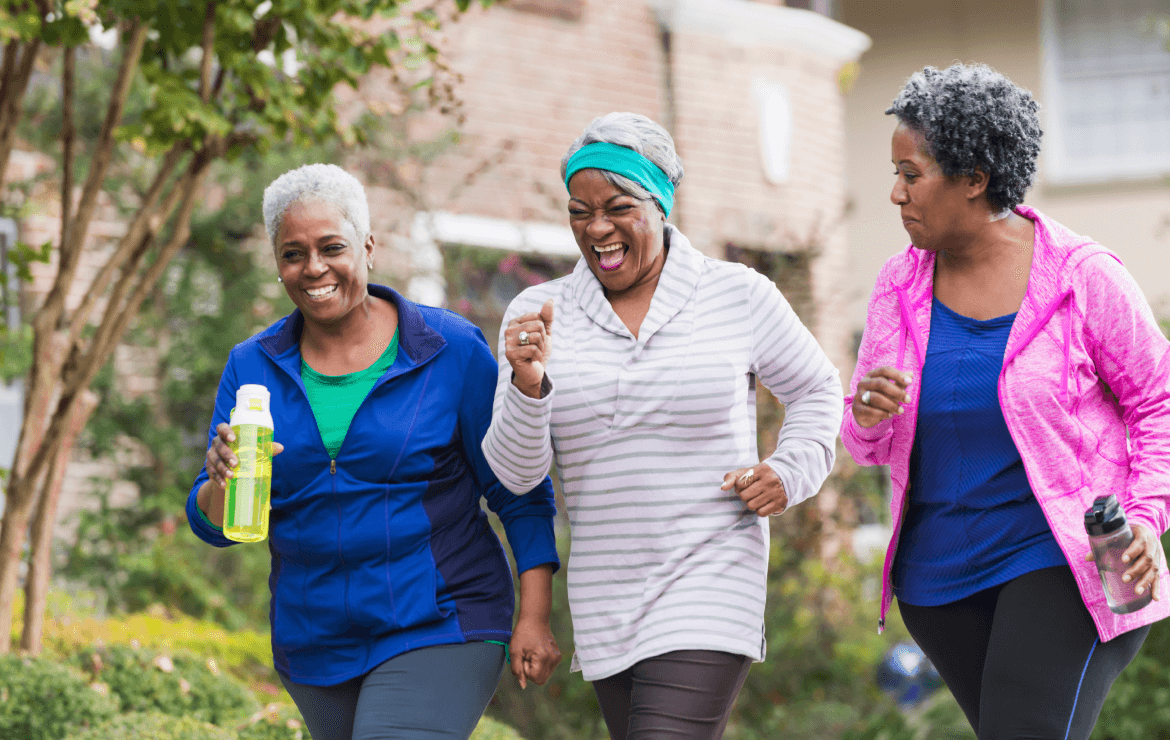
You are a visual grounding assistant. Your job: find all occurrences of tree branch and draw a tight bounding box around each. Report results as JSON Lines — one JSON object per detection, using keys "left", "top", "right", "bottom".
{"left": 36, "top": 21, "right": 148, "bottom": 337}
{"left": 0, "top": 37, "right": 43, "bottom": 196}
{"left": 200, "top": 2, "right": 217, "bottom": 104}
{"left": 65, "top": 144, "right": 187, "bottom": 351}
{"left": 59, "top": 46, "right": 75, "bottom": 254}
{"left": 0, "top": 41, "right": 20, "bottom": 131}
{"left": 25, "top": 152, "right": 215, "bottom": 502}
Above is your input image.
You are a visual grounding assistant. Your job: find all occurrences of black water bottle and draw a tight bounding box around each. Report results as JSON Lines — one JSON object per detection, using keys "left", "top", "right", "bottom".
{"left": 1085, "top": 495, "right": 1153, "bottom": 615}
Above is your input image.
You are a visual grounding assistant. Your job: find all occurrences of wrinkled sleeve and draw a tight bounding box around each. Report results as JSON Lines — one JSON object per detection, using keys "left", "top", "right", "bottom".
{"left": 186, "top": 353, "right": 239, "bottom": 548}
{"left": 841, "top": 263, "right": 897, "bottom": 466}
{"left": 481, "top": 293, "right": 556, "bottom": 495}
{"left": 462, "top": 326, "right": 560, "bottom": 575}
{"left": 1080, "top": 254, "right": 1170, "bottom": 536}
{"left": 747, "top": 270, "right": 843, "bottom": 510}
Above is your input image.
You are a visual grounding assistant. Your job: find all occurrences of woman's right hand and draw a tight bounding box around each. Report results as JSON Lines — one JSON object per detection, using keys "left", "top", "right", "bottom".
{"left": 505, "top": 299, "right": 554, "bottom": 399}
{"left": 852, "top": 367, "right": 913, "bottom": 428}
{"left": 205, "top": 422, "right": 285, "bottom": 489}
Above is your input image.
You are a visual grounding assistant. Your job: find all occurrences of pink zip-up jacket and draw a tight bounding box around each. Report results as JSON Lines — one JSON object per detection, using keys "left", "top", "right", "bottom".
{"left": 843, "top": 206, "right": 1170, "bottom": 641}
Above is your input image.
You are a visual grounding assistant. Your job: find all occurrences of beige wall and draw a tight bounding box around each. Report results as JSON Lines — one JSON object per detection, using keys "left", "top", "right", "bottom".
{"left": 840, "top": 0, "right": 1170, "bottom": 336}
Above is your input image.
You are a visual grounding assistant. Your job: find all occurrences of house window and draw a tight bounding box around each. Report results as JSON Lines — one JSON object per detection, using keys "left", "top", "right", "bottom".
{"left": 1043, "top": 0, "right": 1170, "bottom": 183}
{"left": 442, "top": 245, "right": 577, "bottom": 357}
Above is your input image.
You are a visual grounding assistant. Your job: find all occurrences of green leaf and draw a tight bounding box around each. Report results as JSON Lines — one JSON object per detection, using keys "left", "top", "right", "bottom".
{"left": 9, "top": 240, "right": 52, "bottom": 283}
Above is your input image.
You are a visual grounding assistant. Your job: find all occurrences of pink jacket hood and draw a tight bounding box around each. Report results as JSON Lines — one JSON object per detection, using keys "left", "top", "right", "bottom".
{"left": 843, "top": 206, "right": 1170, "bottom": 641}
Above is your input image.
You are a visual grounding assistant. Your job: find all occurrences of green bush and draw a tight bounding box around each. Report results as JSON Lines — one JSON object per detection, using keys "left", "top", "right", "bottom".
{"left": 236, "top": 704, "right": 307, "bottom": 740}
{"left": 62, "top": 712, "right": 233, "bottom": 740}
{"left": 0, "top": 654, "right": 117, "bottom": 740}
{"left": 73, "top": 644, "right": 257, "bottom": 726}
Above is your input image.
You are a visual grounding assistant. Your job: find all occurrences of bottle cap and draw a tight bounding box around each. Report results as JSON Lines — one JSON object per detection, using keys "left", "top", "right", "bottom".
{"left": 1084, "top": 494, "right": 1127, "bottom": 537}
{"left": 232, "top": 384, "right": 274, "bottom": 429}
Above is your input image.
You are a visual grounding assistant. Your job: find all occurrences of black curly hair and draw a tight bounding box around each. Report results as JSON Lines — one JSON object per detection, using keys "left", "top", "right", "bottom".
{"left": 886, "top": 63, "right": 1042, "bottom": 213}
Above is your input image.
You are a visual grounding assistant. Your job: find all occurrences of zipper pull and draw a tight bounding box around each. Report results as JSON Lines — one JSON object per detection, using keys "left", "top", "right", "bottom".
{"left": 330, "top": 459, "right": 336, "bottom": 475}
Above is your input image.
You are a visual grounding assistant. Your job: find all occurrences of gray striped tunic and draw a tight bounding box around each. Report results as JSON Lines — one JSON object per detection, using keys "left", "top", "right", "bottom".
{"left": 482, "top": 226, "right": 842, "bottom": 680}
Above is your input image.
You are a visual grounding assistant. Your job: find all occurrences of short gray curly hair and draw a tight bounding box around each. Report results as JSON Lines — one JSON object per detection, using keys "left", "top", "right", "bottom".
{"left": 262, "top": 163, "right": 371, "bottom": 249}
{"left": 886, "top": 63, "right": 1042, "bottom": 213}
{"left": 560, "top": 112, "right": 684, "bottom": 214}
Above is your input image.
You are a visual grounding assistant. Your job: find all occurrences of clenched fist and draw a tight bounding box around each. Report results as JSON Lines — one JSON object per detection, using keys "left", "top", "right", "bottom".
{"left": 506, "top": 299, "right": 554, "bottom": 399}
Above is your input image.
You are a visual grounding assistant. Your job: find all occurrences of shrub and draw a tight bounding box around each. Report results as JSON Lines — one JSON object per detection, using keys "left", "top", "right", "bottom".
{"left": 44, "top": 609, "right": 273, "bottom": 683}
{"left": 0, "top": 654, "right": 117, "bottom": 740}
{"left": 236, "top": 703, "right": 307, "bottom": 740}
{"left": 73, "top": 644, "right": 257, "bottom": 726}
{"left": 61, "top": 712, "right": 234, "bottom": 740}
{"left": 471, "top": 717, "right": 528, "bottom": 740}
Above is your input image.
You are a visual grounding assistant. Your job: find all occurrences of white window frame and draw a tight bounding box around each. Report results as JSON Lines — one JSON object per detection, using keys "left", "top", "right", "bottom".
{"left": 1041, "top": 0, "right": 1170, "bottom": 184}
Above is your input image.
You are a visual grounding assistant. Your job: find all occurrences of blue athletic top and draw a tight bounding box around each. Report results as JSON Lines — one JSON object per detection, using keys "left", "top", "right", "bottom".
{"left": 893, "top": 297, "right": 1066, "bottom": 606}
{"left": 187, "top": 285, "right": 559, "bottom": 686}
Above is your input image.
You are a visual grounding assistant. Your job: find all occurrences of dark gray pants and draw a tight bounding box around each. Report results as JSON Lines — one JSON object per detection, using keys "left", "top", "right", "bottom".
{"left": 592, "top": 650, "right": 752, "bottom": 740}
{"left": 279, "top": 642, "right": 505, "bottom": 740}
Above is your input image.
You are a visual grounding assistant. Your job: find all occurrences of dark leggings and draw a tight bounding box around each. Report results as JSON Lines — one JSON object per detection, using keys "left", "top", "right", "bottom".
{"left": 279, "top": 642, "right": 505, "bottom": 740}
{"left": 592, "top": 650, "right": 752, "bottom": 740}
{"left": 898, "top": 566, "right": 1149, "bottom": 740}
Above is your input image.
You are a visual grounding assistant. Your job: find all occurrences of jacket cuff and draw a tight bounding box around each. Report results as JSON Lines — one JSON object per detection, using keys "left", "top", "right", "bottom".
{"left": 846, "top": 410, "right": 894, "bottom": 441}
{"left": 186, "top": 489, "right": 236, "bottom": 548}
{"left": 503, "top": 515, "right": 561, "bottom": 575}
{"left": 506, "top": 374, "right": 555, "bottom": 411}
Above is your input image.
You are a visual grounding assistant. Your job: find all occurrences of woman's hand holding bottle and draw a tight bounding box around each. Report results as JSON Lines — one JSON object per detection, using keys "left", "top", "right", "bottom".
{"left": 197, "top": 422, "right": 284, "bottom": 527}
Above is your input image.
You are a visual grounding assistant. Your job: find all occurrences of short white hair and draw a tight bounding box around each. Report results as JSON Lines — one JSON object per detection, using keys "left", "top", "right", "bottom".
{"left": 560, "top": 112, "right": 684, "bottom": 212}
{"left": 262, "top": 164, "right": 371, "bottom": 249}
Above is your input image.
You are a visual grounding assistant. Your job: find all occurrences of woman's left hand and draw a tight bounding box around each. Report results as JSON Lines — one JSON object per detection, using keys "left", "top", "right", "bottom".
{"left": 722, "top": 464, "right": 787, "bottom": 517}
{"left": 1122, "top": 524, "right": 1164, "bottom": 601}
{"left": 509, "top": 617, "right": 562, "bottom": 689}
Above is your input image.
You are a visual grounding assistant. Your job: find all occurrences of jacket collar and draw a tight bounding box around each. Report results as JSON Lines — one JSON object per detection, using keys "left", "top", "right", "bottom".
{"left": 259, "top": 284, "right": 446, "bottom": 367}
{"left": 890, "top": 206, "right": 1113, "bottom": 392}
{"left": 569, "top": 223, "right": 705, "bottom": 344}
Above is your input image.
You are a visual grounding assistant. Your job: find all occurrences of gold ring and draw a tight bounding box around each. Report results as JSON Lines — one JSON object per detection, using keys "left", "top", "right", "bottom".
{"left": 739, "top": 470, "right": 755, "bottom": 485}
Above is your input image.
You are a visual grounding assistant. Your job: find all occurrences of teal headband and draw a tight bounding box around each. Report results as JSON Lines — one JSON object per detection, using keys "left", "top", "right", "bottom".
{"left": 564, "top": 142, "right": 675, "bottom": 217}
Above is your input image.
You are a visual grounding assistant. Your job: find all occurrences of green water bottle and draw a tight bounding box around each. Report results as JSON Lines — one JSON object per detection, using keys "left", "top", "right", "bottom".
{"left": 225, "top": 384, "right": 274, "bottom": 543}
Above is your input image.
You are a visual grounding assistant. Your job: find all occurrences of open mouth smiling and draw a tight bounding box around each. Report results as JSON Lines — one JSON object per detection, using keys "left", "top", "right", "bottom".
{"left": 305, "top": 285, "right": 338, "bottom": 300}
{"left": 592, "top": 242, "right": 628, "bottom": 271}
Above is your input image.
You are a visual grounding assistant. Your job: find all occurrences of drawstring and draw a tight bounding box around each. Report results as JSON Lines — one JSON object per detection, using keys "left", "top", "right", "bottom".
{"left": 896, "top": 289, "right": 925, "bottom": 369}
{"left": 1062, "top": 303, "right": 1072, "bottom": 404}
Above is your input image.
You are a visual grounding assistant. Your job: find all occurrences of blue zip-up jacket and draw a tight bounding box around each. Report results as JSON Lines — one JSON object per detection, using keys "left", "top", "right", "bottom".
{"left": 186, "top": 285, "right": 559, "bottom": 686}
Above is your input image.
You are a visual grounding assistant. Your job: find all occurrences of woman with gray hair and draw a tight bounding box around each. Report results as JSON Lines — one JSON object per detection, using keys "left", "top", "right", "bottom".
{"left": 845, "top": 63, "right": 1170, "bottom": 737}
{"left": 186, "top": 163, "right": 562, "bottom": 740}
{"left": 482, "top": 113, "right": 843, "bottom": 739}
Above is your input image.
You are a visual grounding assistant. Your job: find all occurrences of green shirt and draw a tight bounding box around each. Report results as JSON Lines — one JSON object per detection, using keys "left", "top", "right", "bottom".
{"left": 301, "top": 329, "right": 400, "bottom": 460}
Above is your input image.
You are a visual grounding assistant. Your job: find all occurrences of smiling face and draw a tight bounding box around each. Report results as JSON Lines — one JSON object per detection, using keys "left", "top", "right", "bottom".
{"left": 275, "top": 200, "right": 374, "bottom": 327}
{"left": 567, "top": 168, "right": 666, "bottom": 295}
{"left": 890, "top": 123, "right": 981, "bottom": 252}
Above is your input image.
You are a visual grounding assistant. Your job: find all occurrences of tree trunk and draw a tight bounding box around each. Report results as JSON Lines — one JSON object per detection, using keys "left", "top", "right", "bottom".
{"left": 0, "top": 332, "right": 67, "bottom": 652}
{"left": 0, "top": 151, "right": 214, "bottom": 653}
{"left": 19, "top": 388, "right": 98, "bottom": 654}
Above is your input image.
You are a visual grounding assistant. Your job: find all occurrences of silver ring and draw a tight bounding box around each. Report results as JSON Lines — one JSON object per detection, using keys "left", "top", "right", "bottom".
{"left": 861, "top": 390, "right": 872, "bottom": 405}
{"left": 518, "top": 331, "right": 529, "bottom": 346}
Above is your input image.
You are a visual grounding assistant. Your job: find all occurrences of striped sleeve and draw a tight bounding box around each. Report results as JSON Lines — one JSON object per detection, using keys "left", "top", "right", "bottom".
{"left": 747, "top": 269, "right": 843, "bottom": 510}
{"left": 481, "top": 291, "right": 557, "bottom": 495}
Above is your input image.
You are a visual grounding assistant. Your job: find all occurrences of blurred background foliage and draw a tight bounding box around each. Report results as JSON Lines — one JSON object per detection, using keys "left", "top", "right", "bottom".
{"left": 12, "top": 23, "right": 1170, "bottom": 740}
